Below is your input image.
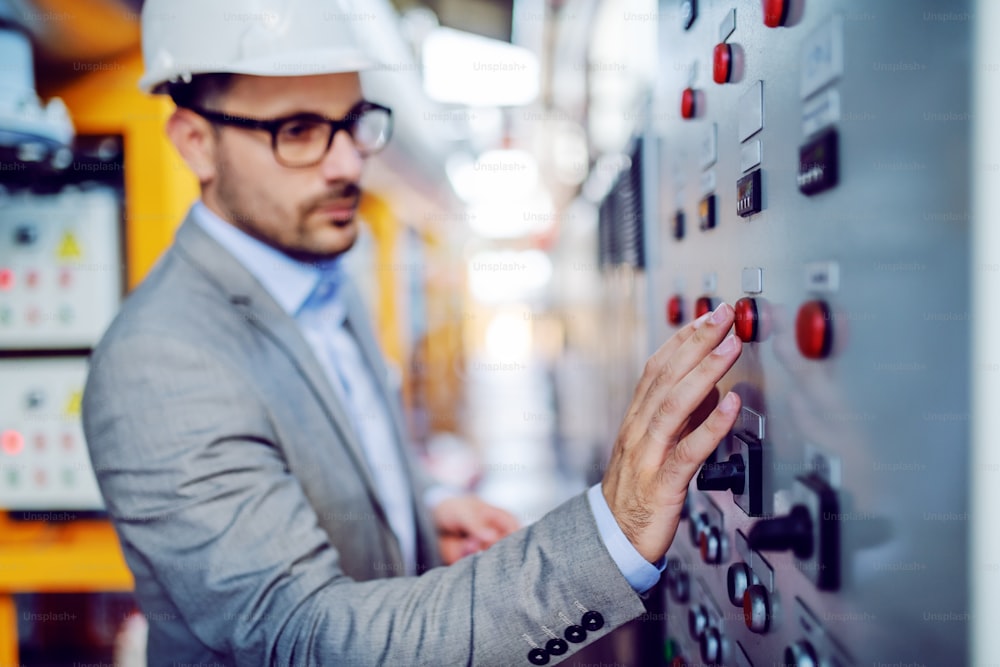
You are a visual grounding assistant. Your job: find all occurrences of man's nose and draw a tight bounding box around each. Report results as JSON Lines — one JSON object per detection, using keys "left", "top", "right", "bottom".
{"left": 318, "top": 129, "right": 364, "bottom": 183}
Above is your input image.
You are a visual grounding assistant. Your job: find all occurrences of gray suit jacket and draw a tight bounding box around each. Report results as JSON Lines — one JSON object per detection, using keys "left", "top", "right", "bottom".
{"left": 82, "top": 214, "right": 646, "bottom": 666}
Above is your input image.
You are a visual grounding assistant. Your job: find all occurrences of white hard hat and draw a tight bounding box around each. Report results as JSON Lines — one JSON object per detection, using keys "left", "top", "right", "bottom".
{"left": 139, "top": 0, "right": 380, "bottom": 93}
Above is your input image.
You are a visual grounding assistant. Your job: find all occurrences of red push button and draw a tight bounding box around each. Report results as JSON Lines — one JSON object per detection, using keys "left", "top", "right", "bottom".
{"left": 735, "top": 297, "right": 759, "bottom": 342}
{"left": 681, "top": 88, "right": 698, "bottom": 119}
{"left": 695, "top": 296, "right": 715, "bottom": 319}
{"left": 763, "top": 0, "right": 790, "bottom": 27}
{"left": 796, "top": 300, "right": 833, "bottom": 359}
{"left": 713, "top": 43, "right": 733, "bottom": 84}
{"left": 667, "top": 295, "right": 684, "bottom": 326}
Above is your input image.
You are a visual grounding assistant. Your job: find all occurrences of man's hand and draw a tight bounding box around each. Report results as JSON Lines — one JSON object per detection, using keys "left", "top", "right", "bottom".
{"left": 602, "top": 302, "right": 743, "bottom": 563}
{"left": 433, "top": 495, "right": 520, "bottom": 564}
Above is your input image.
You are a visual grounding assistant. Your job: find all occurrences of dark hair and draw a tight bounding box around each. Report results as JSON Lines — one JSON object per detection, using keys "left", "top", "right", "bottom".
{"left": 164, "top": 73, "right": 236, "bottom": 109}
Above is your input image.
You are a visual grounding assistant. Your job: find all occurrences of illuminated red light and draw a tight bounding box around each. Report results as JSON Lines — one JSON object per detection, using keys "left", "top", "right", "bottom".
{"left": 2, "top": 430, "right": 25, "bottom": 456}
{"left": 713, "top": 43, "right": 733, "bottom": 84}
{"left": 796, "top": 300, "right": 834, "bottom": 359}
{"left": 695, "top": 297, "right": 715, "bottom": 319}
{"left": 681, "top": 88, "right": 697, "bottom": 119}
{"left": 734, "top": 298, "right": 759, "bottom": 342}
{"left": 763, "top": 0, "right": 790, "bottom": 27}
{"left": 667, "top": 295, "right": 684, "bottom": 326}
{"left": 0, "top": 268, "right": 13, "bottom": 291}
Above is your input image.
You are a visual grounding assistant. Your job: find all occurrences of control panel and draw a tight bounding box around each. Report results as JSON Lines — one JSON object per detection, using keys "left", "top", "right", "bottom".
{"left": 0, "top": 187, "right": 122, "bottom": 350}
{"left": 645, "top": 0, "right": 971, "bottom": 664}
{"left": 1, "top": 144, "right": 124, "bottom": 511}
{"left": 0, "top": 357, "right": 102, "bottom": 510}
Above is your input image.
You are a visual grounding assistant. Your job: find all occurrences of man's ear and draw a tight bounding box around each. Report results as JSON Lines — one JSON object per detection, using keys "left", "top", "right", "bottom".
{"left": 166, "top": 108, "right": 219, "bottom": 184}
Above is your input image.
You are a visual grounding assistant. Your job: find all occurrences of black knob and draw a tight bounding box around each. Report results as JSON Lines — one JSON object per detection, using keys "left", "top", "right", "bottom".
{"left": 697, "top": 453, "right": 746, "bottom": 493}
{"left": 688, "top": 605, "right": 707, "bottom": 639}
{"left": 14, "top": 225, "right": 39, "bottom": 246}
{"left": 743, "top": 584, "right": 770, "bottom": 634}
{"left": 528, "top": 648, "right": 550, "bottom": 665}
{"left": 784, "top": 640, "right": 818, "bottom": 667}
{"left": 699, "top": 626, "right": 721, "bottom": 664}
{"left": 671, "top": 568, "right": 690, "bottom": 604}
{"left": 545, "top": 638, "right": 568, "bottom": 655}
{"left": 747, "top": 504, "right": 813, "bottom": 559}
{"left": 564, "top": 625, "right": 587, "bottom": 643}
{"left": 582, "top": 610, "right": 604, "bottom": 631}
{"left": 726, "top": 562, "right": 753, "bottom": 607}
{"left": 689, "top": 512, "right": 710, "bottom": 547}
{"left": 699, "top": 526, "right": 723, "bottom": 564}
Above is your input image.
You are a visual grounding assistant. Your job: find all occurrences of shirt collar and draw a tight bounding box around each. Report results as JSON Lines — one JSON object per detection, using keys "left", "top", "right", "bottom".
{"left": 190, "top": 201, "right": 343, "bottom": 316}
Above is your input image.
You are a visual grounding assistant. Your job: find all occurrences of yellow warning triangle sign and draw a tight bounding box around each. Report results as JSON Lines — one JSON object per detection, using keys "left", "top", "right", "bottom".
{"left": 58, "top": 231, "right": 83, "bottom": 261}
{"left": 64, "top": 390, "right": 83, "bottom": 417}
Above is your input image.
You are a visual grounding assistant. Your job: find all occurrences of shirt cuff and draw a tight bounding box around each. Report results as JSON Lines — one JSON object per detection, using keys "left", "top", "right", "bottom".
{"left": 586, "top": 483, "right": 665, "bottom": 595}
{"left": 423, "top": 484, "right": 466, "bottom": 511}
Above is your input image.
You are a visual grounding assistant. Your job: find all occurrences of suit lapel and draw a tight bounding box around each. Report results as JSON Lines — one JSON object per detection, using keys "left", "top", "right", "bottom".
{"left": 340, "top": 280, "right": 442, "bottom": 570}
{"left": 172, "top": 217, "right": 390, "bottom": 529}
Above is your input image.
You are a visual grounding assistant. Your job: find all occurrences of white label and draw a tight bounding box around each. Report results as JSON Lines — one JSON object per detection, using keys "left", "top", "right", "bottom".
{"left": 720, "top": 8, "right": 736, "bottom": 42}
{"left": 699, "top": 123, "right": 718, "bottom": 169}
{"left": 801, "top": 15, "right": 845, "bottom": 99}
{"left": 802, "top": 88, "right": 841, "bottom": 136}
{"left": 739, "top": 81, "right": 764, "bottom": 142}
{"left": 740, "top": 139, "right": 762, "bottom": 172}
{"left": 740, "top": 407, "right": 766, "bottom": 440}
{"left": 741, "top": 267, "right": 763, "bottom": 293}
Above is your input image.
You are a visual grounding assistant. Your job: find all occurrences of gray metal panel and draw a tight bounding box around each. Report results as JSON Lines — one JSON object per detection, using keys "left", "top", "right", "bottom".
{"left": 649, "top": 0, "right": 971, "bottom": 663}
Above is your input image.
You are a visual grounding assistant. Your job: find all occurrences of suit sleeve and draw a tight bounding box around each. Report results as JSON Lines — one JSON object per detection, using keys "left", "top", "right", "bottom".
{"left": 82, "top": 333, "right": 648, "bottom": 666}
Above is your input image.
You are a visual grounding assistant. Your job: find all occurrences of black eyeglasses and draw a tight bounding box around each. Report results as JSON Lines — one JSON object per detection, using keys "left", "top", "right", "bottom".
{"left": 187, "top": 100, "right": 393, "bottom": 167}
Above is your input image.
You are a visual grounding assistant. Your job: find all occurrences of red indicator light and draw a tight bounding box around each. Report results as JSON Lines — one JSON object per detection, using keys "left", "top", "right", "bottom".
{"left": 796, "top": 300, "right": 834, "bottom": 359}
{"left": 763, "top": 0, "right": 790, "bottom": 27}
{"left": 0, "top": 269, "right": 13, "bottom": 291}
{"left": 681, "top": 88, "right": 697, "bottom": 119}
{"left": 713, "top": 43, "right": 733, "bottom": 84}
{"left": 695, "top": 297, "right": 714, "bottom": 319}
{"left": 2, "top": 430, "right": 25, "bottom": 456}
{"left": 734, "top": 298, "right": 759, "bottom": 342}
{"left": 667, "top": 296, "right": 684, "bottom": 326}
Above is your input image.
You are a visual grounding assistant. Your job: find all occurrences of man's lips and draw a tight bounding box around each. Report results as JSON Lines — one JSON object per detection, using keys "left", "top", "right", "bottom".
{"left": 315, "top": 199, "right": 358, "bottom": 222}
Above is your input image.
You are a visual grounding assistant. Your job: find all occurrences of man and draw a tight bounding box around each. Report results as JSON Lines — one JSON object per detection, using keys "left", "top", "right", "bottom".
{"left": 82, "top": 1, "right": 744, "bottom": 665}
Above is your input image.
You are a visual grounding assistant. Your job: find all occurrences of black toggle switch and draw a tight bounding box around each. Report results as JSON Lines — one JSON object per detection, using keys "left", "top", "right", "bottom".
{"left": 747, "top": 504, "right": 813, "bottom": 559}
{"left": 564, "top": 625, "right": 587, "bottom": 643}
{"left": 697, "top": 453, "right": 746, "bottom": 494}
{"left": 748, "top": 473, "right": 841, "bottom": 590}
{"left": 545, "top": 638, "right": 568, "bottom": 655}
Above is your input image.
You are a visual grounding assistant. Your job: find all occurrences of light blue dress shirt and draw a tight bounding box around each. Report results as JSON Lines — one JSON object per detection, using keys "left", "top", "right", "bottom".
{"left": 191, "top": 201, "right": 663, "bottom": 593}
